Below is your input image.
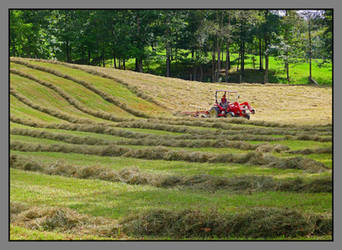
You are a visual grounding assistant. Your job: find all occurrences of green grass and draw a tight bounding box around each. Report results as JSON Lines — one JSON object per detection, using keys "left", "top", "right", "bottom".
{"left": 10, "top": 224, "right": 331, "bottom": 241}
{"left": 10, "top": 225, "right": 116, "bottom": 240}
{"left": 11, "top": 151, "right": 332, "bottom": 180}
{"left": 10, "top": 95, "right": 66, "bottom": 124}
{"left": 11, "top": 63, "right": 135, "bottom": 118}
{"left": 11, "top": 135, "right": 71, "bottom": 145}
{"left": 11, "top": 169, "right": 332, "bottom": 221}
{"left": 10, "top": 72, "right": 109, "bottom": 123}
{"left": 27, "top": 61, "right": 167, "bottom": 116}
{"left": 122, "top": 127, "right": 185, "bottom": 135}
{"left": 124, "top": 144, "right": 249, "bottom": 154}
{"left": 248, "top": 139, "right": 332, "bottom": 151}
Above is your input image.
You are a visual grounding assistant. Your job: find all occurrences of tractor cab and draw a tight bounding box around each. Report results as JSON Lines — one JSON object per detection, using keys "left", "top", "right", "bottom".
{"left": 209, "top": 90, "right": 255, "bottom": 119}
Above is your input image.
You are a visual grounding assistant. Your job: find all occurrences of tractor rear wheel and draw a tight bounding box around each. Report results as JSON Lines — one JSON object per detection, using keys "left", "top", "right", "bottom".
{"left": 226, "top": 112, "right": 234, "bottom": 118}
{"left": 209, "top": 107, "right": 219, "bottom": 118}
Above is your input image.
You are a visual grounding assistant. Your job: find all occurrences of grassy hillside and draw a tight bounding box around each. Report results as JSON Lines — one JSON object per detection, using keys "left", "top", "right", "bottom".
{"left": 9, "top": 57, "right": 332, "bottom": 240}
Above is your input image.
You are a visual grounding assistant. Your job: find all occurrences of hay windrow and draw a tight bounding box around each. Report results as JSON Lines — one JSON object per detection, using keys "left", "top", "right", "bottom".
{"left": 113, "top": 121, "right": 331, "bottom": 142}
{"left": 146, "top": 118, "right": 332, "bottom": 137}
{"left": 10, "top": 127, "right": 262, "bottom": 150}
{"left": 10, "top": 154, "right": 332, "bottom": 192}
{"left": 10, "top": 202, "right": 119, "bottom": 237}
{"left": 121, "top": 208, "right": 332, "bottom": 238}
{"left": 10, "top": 202, "right": 331, "bottom": 239}
{"left": 289, "top": 147, "right": 332, "bottom": 155}
{"left": 10, "top": 140, "right": 329, "bottom": 172}
{"left": 11, "top": 68, "right": 132, "bottom": 123}
{"left": 267, "top": 157, "right": 329, "bottom": 173}
{"left": 11, "top": 58, "right": 150, "bottom": 118}
{"left": 10, "top": 115, "right": 331, "bottom": 143}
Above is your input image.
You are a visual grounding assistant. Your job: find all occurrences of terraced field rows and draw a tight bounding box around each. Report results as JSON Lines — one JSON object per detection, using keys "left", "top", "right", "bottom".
{"left": 9, "top": 58, "right": 332, "bottom": 240}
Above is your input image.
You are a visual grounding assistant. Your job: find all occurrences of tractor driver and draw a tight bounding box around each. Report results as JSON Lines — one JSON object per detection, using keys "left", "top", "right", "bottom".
{"left": 220, "top": 94, "right": 228, "bottom": 108}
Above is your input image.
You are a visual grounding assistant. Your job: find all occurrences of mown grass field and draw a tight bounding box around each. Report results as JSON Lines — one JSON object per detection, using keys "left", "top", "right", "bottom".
{"left": 9, "top": 57, "right": 332, "bottom": 240}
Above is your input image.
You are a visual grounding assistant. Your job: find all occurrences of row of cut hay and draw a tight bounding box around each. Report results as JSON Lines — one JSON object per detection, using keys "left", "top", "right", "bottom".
{"left": 10, "top": 116, "right": 182, "bottom": 140}
{"left": 161, "top": 115, "right": 332, "bottom": 132}
{"left": 9, "top": 117, "right": 282, "bottom": 142}
{"left": 10, "top": 89, "right": 92, "bottom": 124}
{"left": 146, "top": 118, "right": 332, "bottom": 137}
{"left": 10, "top": 201, "right": 120, "bottom": 238}
{"left": 115, "top": 120, "right": 332, "bottom": 142}
{"left": 10, "top": 127, "right": 260, "bottom": 150}
{"left": 12, "top": 127, "right": 331, "bottom": 155}
{"left": 10, "top": 201, "right": 331, "bottom": 239}
{"left": 25, "top": 58, "right": 168, "bottom": 109}
{"left": 11, "top": 58, "right": 150, "bottom": 118}
{"left": 289, "top": 147, "right": 332, "bottom": 155}
{"left": 10, "top": 154, "right": 332, "bottom": 193}
{"left": 121, "top": 207, "right": 332, "bottom": 238}
{"left": 9, "top": 92, "right": 331, "bottom": 142}
{"left": 254, "top": 143, "right": 331, "bottom": 155}
{"left": 10, "top": 115, "right": 331, "bottom": 144}
{"left": 11, "top": 69, "right": 132, "bottom": 123}
{"left": 10, "top": 141, "right": 329, "bottom": 172}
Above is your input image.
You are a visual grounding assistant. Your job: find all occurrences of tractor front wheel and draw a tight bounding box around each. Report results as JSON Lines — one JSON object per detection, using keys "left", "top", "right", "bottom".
{"left": 244, "top": 114, "right": 250, "bottom": 120}
{"left": 209, "top": 107, "right": 219, "bottom": 118}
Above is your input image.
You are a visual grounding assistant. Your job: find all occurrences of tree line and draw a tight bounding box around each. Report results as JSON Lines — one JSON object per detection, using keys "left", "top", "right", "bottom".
{"left": 10, "top": 9, "right": 332, "bottom": 83}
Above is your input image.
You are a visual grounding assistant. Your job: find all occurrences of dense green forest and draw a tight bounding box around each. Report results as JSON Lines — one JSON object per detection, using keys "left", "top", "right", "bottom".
{"left": 10, "top": 9, "right": 332, "bottom": 84}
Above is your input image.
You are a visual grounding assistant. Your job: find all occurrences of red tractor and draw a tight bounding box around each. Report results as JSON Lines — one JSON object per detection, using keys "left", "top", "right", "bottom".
{"left": 209, "top": 90, "right": 255, "bottom": 120}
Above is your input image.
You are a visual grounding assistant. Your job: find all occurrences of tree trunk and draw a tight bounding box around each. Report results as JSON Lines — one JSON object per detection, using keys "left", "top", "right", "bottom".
{"left": 199, "top": 64, "right": 203, "bottom": 82}
{"left": 237, "top": 51, "right": 240, "bottom": 71}
{"left": 102, "top": 42, "right": 105, "bottom": 67}
{"left": 193, "top": 67, "right": 197, "bottom": 81}
{"left": 65, "top": 41, "right": 70, "bottom": 62}
{"left": 259, "top": 38, "right": 263, "bottom": 71}
{"left": 138, "top": 58, "right": 143, "bottom": 72}
{"left": 264, "top": 40, "right": 269, "bottom": 83}
{"left": 135, "top": 11, "right": 143, "bottom": 72}
{"left": 225, "top": 42, "right": 230, "bottom": 82}
{"left": 11, "top": 37, "right": 16, "bottom": 57}
{"left": 113, "top": 55, "right": 117, "bottom": 68}
{"left": 123, "top": 58, "right": 126, "bottom": 70}
{"left": 217, "top": 38, "right": 221, "bottom": 82}
{"left": 166, "top": 42, "right": 171, "bottom": 77}
{"left": 240, "top": 40, "right": 245, "bottom": 75}
{"left": 308, "top": 17, "right": 312, "bottom": 82}
{"left": 286, "top": 61, "right": 290, "bottom": 82}
{"left": 211, "top": 46, "right": 216, "bottom": 82}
